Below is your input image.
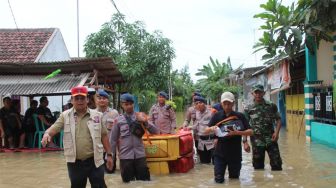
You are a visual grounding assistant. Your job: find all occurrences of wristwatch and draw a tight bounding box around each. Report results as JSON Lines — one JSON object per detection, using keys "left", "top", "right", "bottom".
{"left": 106, "top": 153, "right": 113, "bottom": 157}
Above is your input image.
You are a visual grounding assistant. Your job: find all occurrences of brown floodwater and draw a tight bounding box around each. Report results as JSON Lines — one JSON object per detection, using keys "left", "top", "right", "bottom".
{"left": 1, "top": 113, "right": 336, "bottom": 188}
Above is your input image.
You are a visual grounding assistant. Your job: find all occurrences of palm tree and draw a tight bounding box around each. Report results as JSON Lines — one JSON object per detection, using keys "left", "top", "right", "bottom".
{"left": 195, "top": 56, "right": 241, "bottom": 102}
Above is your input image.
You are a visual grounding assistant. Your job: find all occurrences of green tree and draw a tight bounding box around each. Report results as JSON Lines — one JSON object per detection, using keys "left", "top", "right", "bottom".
{"left": 171, "top": 65, "right": 195, "bottom": 111}
{"left": 195, "top": 57, "right": 240, "bottom": 102}
{"left": 84, "top": 13, "right": 176, "bottom": 93}
{"left": 253, "top": 0, "right": 336, "bottom": 62}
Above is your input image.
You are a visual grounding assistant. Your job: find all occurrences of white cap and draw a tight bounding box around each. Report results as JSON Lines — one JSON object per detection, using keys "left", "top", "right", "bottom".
{"left": 221, "top": 92, "right": 235, "bottom": 103}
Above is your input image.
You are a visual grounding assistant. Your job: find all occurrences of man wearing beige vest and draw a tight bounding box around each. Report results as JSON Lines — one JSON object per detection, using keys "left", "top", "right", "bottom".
{"left": 41, "top": 86, "right": 113, "bottom": 188}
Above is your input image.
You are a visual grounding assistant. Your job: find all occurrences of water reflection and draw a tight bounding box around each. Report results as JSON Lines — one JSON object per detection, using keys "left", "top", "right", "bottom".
{"left": 0, "top": 113, "right": 336, "bottom": 187}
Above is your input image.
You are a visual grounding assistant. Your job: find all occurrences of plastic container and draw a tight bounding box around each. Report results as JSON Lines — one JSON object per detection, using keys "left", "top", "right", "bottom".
{"left": 144, "top": 140, "right": 168, "bottom": 158}
{"left": 177, "top": 129, "right": 194, "bottom": 156}
{"left": 168, "top": 152, "right": 194, "bottom": 173}
{"left": 147, "top": 161, "right": 169, "bottom": 175}
{"left": 143, "top": 134, "right": 179, "bottom": 161}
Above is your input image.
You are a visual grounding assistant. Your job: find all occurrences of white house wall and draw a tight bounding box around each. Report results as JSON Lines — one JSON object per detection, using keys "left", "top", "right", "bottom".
{"left": 317, "top": 40, "right": 334, "bottom": 85}
{"left": 37, "top": 30, "right": 70, "bottom": 62}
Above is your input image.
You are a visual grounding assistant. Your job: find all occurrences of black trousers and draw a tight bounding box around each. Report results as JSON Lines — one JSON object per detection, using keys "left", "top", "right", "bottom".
{"left": 120, "top": 157, "right": 150, "bottom": 183}
{"left": 197, "top": 144, "right": 214, "bottom": 164}
{"left": 213, "top": 155, "right": 241, "bottom": 183}
{"left": 67, "top": 157, "right": 106, "bottom": 188}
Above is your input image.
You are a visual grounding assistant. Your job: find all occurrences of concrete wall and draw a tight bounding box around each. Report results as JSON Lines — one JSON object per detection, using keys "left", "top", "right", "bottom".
{"left": 316, "top": 40, "right": 334, "bottom": 85}
{"left": 311, "top": 121, "right": 336, "bottom": 147}
{"left": 37, "top": 29, "right": 70, "bottom": 62}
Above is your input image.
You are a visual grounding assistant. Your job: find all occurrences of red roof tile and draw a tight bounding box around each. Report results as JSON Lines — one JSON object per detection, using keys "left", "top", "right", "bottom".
{"left": 0, "top": 28, "right": 55, "bottom": 63}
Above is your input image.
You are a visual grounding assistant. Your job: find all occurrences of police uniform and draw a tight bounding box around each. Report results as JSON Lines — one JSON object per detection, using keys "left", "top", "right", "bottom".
{"left": 110, "top": 93, "right": 159, "bottom": 182}
{"left": 183, "top": 106, "right": 197, "bottom": 128}
{"left": 182, "top": 92, "right": 202, "bottom": 128}
{"left": 149, "top": 92, "right": 176, "bottom": 134}
{"left": 244, "top": 84, "right": 282, "bottom": 170}
{"left": 194, "top": 96, "right": 215, "bottom": 164}
{"left": 95, "top": 89, "right": 119, "bottom": 173}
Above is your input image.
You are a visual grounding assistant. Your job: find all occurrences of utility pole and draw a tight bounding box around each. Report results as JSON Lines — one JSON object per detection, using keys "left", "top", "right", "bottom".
{"left": 77, "top": 0, "right": 80, "bottom": 57}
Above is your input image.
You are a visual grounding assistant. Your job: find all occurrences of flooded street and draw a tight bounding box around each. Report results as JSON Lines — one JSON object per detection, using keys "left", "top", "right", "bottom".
{"left": 1, "top": 113, "right": 336, "bottom": 188}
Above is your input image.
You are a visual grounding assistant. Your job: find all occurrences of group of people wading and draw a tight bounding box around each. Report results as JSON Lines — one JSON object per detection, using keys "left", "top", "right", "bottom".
{"left": 41, "top": 84, "right": 282, "bottom": 187}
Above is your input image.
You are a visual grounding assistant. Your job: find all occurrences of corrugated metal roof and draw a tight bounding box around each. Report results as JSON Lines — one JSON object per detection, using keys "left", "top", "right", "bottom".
{"left": 0, "top": 57, "right": 124, "bottom": 83}
{"left": 0, "top": 73, "right": 90, "bottom": 96}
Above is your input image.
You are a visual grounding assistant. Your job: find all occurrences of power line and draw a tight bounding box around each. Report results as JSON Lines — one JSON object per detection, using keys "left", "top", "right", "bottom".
{"left": 118, "top": 0, "right": 136, "bottom": 22}
{"left": 109, "top": 0, "right": 126, "bottom": 23}
{"left": 77, "top": 0, "right": 80, "bottom": 57}
{"left": 7, "top": 0, "right": 18, "bottom": 29}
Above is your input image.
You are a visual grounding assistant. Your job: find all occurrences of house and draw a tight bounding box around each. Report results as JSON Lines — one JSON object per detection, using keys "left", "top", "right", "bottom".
{"left": 0, "top": 28, "right": 124, "bottom": 113}
{"left": 0, "top": 28, "right": 70, "bottom": 63}
{"left": 244, "top": 31, "right": 336, "bottom": 148}
{"left": 304, "top": 33, "right": 336, "bottom": 147}
{"left": 0, "top": 28, "right": 72, "bottom": 112}
{"left": 229, "top": 66, "right": 265, "bottom": 112}
{"left": 245, "top": 52, "right": 306, "bottom": 136}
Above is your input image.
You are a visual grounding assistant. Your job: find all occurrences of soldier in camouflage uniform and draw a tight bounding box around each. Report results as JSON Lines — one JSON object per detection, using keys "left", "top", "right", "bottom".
{"left": 244, "top": 84, "right": 282, "bottom": 171}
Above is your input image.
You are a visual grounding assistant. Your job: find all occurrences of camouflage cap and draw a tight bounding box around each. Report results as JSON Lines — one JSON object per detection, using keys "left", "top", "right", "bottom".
{"left": 252, "top": 84, "right": 264, "bottom": 92}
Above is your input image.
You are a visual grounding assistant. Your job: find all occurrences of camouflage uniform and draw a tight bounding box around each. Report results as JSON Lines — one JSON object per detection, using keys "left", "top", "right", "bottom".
{"left": 244, "top": 99, "right": 282, "bottom": 170}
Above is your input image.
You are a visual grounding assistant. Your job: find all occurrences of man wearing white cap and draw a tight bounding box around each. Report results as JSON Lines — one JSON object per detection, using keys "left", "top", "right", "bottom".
{"left": 206, "top": 92, "right": 253, "bottom": 183}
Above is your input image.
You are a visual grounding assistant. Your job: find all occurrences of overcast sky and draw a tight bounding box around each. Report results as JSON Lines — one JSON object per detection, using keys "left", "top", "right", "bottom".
{"left": 0, "top": 0, "right": 294, "bottom": 81}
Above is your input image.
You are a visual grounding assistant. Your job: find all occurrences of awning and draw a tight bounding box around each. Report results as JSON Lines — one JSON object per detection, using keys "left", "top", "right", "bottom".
{"left": 0, "top": 73, "right": 90, "bottom": 96}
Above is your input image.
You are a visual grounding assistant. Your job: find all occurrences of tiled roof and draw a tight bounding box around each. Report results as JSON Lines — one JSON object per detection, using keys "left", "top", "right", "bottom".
{"left": 0, "top": 28, "right": 55, "bottom": 63}
{"left": 0, "top": 73, "right": 90, "bottom": 96}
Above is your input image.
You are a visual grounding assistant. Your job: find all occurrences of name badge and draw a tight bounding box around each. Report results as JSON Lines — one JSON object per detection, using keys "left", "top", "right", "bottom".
{"left": 93, "top": 116, "right": 100, "bottom": 123}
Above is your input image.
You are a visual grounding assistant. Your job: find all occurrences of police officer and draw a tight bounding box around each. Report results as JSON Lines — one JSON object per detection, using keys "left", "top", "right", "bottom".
{"left": 110, "top": 93, "right": 159, "bottom": 183}
{"left": 244, "top": 84, "right": 282, "bottom": 171}
{"left": 206, "top": 92, "right": 252, "bottom": 183}
{"left": 95, "top": 89, "right": 119, "bottom": 173}
{"left": 41, "top": 86, "right": 113, "bottom": 188}
{"left": 182, "top": 92, "right": 202, "bottom": 128}
{"left": 194, "top": 96, "right": 215, "bottom": 164}
{"left": 149, "top": 91, "right": 176, "bottom": 134}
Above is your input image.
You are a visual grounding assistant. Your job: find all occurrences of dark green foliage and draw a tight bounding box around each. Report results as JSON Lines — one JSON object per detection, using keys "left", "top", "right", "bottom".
{"left": 84, "top": 13, "right": 176, "bottom": 92}
{"left": 254, "top": 0, "right": 336, "bottom": 62}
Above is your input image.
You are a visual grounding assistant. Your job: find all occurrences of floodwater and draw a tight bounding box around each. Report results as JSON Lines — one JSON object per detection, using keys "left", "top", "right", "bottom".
{"left": 1, "top": 113, "right": 336, "bottom": 187}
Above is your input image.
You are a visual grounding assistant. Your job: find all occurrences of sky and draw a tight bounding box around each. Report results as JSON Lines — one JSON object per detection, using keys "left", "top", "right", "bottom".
{"left": 0, "top": 0, "right": 295, "bottom": 81}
